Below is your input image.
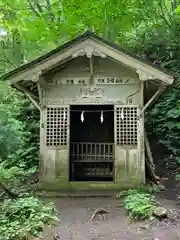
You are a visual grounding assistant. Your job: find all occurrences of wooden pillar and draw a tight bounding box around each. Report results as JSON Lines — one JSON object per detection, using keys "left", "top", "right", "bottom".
{"left": 39, "top": 107, "right": 46, "bottom": 180}
{"left": 114, "top": 105, "right": 141, "bottom": 186}
{"left": 39, "top": 105, "right": 70, "bottom": 184}
{"left": 114, "top": 105, "right": 128, "bottom": 183}
{"left": 138, "top": 81, "right": 145, "bottom": 184}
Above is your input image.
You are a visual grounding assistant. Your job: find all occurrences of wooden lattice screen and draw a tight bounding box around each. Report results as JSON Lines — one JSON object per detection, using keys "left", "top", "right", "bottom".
{"left": 115, "top": 106, "right": 138, "bottom": 146}
{"left": 46, "top": 107, "right": 68, "bottom": 146}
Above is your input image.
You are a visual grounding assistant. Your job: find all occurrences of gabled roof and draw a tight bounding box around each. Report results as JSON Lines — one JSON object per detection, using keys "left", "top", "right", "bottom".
{"left": 2, "top": 30, "right": 175, "bottom": 85}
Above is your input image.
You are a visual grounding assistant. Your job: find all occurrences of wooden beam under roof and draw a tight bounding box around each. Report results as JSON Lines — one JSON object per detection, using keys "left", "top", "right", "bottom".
{"left": 14, "top": 83, "right": 41, "bottom": 110}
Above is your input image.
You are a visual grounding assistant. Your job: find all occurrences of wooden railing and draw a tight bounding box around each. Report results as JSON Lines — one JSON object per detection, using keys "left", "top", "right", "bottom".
{"left": 70, "top": 142, "right": 114, "bottom": 163}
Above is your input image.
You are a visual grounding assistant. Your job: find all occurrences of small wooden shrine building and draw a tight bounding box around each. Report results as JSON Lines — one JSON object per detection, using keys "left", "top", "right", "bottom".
{"left": 3, "top": 31, "right": 174, "bottom": 191}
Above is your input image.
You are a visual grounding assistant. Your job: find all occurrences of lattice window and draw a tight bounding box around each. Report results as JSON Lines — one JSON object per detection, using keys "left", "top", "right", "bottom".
{"left": 46, "top": 107, "right": 68, "bottom": 146}
{"left": 116, "top": 107, "right": 138, "bottom": 146}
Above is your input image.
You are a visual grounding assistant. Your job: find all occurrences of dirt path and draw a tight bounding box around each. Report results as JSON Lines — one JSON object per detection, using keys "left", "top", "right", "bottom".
{"left": 43, "top": 197, "right": 180, "bottom": 240}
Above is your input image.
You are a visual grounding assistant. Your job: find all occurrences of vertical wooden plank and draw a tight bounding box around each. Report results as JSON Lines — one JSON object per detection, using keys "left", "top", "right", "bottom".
{"left": 114, "top": 105, "right": 140, "bottom": 183}
{"left": 104, "top": 144, "right": 105, "bottom": 162}
{"left": 90, "top": 143, "right": 92, "bottom": 161}
{"left": 138, "top": 81, "right": 145, "bottom": 183}
{"left": 107, "top": 144, "right": 109, "bottom": 162}
{"left": 140, "top": 81, "right": 144, "bottom": 107}
{"left": 52, "top": 108, "right": 54, "bottom": 147}
{"left": 114, "top": 105, "right": 117, "bottom": 146}
{"left": 81, "top": 142, "right": 83, "bottom": 161}
{"left": 39, "top": 107, "right": 46, "bottom": 179}
{"left": 77, "top": 142, "right": 79, "bottom": 161}
{"left": 76, "top": 143, "right": 78, "bottom": 161}
{"left": 94, "top": 143, "right": 96, "bottom": 162}
{"left": 40, "top": 108, "right": 46, "bottom": 154}
{"left": 114, "top": 105, "right": 117, "bottom": 181}
{"left": 114, "top": 105, "right": 127, "bottom": 182}
{"left": 84, "top": 143, "right": 86, "bottom": 162}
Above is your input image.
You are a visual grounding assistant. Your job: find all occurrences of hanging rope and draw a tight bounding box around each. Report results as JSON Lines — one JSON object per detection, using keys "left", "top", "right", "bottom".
{"left": 63, "top": 109, "right": 66, "bottom": 120}
{"left": 80, "top": 111, "right": 84, "bottom": 122}
{"left": 100, "top": 111, "right": 104, "bottom": 123}
{"left": 70, "top": 109, "right": 115, "bottom": 113}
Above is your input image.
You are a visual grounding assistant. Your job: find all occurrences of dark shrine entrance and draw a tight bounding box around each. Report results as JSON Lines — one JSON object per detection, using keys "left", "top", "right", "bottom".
{"left": 69, "top": 105, "right": 114, "bottom": 181}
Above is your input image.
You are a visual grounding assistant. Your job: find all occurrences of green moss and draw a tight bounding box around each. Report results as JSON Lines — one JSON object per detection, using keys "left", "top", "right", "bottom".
{"left": 36, "top": 180, "right": 143, "bottom": 193}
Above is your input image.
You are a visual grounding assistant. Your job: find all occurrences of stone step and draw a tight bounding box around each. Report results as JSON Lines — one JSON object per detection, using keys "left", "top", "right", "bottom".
{"left": 36, "top": 190, "right": 119, "bottom": 197}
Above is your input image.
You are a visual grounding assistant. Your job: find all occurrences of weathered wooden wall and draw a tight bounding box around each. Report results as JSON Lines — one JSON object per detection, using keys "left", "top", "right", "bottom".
{"left": 39, "top": 56, "right": 145, "bottom": 188}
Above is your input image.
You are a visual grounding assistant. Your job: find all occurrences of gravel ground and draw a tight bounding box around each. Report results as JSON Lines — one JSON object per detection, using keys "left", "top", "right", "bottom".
{"left": 42, "top": 197, "right": 180, "bottom": 240}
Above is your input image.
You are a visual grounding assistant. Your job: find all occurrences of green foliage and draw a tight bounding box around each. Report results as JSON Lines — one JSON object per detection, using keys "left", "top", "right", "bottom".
{"left": 15, "top": 100, "right": 39, "bottom": 169}
{"left": 124, "top": 192, "right": 155, "bottom": 219}
{"left": 0, "top": 83, "right": 25, "bottom": 159}
{"left": 123, "top": 1, "right": 180, "bottom": 165}
{"left": 0, "top": 158, "right": 58, "bottom": 240}
{"left": 117, "top": 190, "right": 156, "bottom": 220}
{"left": 0, "top": 197, "right": 59, "bottom": 240}
{"left": 147, "top": 183, "right": 165, "bottom": 193}
{"left": 0, "top": 162, "right": 25, "bottom": 183}
{"left": 147, "top": 87, "right": 180, "bottom": 161}
{"left": 116, "top": 184, "right": 164, "bottom": 199}
{"left": 0, "top": 162, "right": 37, "bottom": 189}
{"left": 116, "top": 189, "right": 140, "bottom": 198}
{"left": 0, "top": 82, "right": 39, "bottom": 169}
{"left": 176, "top": 174, "right": 180, "bottom": 180}
{"left": 0, "top": 0, "right": 162, "bottom": 74}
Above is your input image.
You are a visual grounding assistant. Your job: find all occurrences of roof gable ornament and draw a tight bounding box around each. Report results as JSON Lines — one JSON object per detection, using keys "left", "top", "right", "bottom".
{"left": 3, "top": 31, "right": 174, "bottom": 86}
{"left": 24, "top": 71, "right": 42, "bottom": 82}
{"left": 136, "top": 69, "right": 156, "bottom": 81}
{"left": 72, "top": 46, "right": 107, "bottom": 59}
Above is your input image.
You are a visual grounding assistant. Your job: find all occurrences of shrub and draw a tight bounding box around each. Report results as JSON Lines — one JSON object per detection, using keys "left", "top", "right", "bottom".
{"left": 0, "top": 197, "right": 59, "bottom": 240}
{"left": 117, "top": 189, "right": 156, "bottom": 220}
